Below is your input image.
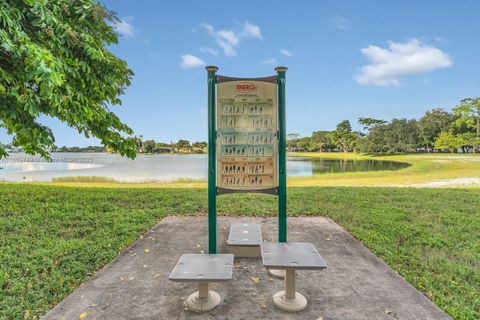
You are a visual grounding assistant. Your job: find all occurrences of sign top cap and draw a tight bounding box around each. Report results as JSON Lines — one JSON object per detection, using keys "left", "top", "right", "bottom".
{"left": 205, "top": 65, "right": 219, "bottom": 72}
{"left": 274, "top": 66, "right": 288, "bottom": 72}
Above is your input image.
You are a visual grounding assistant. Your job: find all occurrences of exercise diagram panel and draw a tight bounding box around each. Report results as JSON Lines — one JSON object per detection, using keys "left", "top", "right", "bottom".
{"left": 216, "top": 80, "right": 278, "bottom": 192}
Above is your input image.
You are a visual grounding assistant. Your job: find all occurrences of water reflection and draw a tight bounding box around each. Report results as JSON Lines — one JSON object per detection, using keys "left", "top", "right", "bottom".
{"left": 0, "top": 162, "right": 101, "bottom": 173}
{"left": 0, "top": 153, "right": 409, "bottom": 182}
{"left": 287, "top": 157, "right": 410, "bottom": 176}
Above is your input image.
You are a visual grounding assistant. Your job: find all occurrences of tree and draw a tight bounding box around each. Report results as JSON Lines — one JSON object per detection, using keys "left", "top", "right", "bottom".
{"left": 155, "top": 141, "right": 172, "bottom": 148}
{"left": 434, "top": 131, "right": 464, "bottom": 153}
{"left": 358, "top": 118, "right": 420, "bottom": 153}
{"left": 387, "top": 119, "right": 421, "bottom": 152}
{"left": 311, "top": 131, "right": 334, "bottom": 151}
{"left": 457, "top": 132, "right": 480, "bottom": 153}
{"left": 358, "top": 124, "right": 389, "bottom": 153}
{"left": 0, "top": 1, "right": 135, "bottom": 159}
{"left": 418, "top": 108, "right": 456, "bottom": 151}
{"left": 143, "top": 140, "right": 156, "bottom": 153}
{"left": 295, "top": 136, "right": 313, "bottom": 151}
{"left": 192, "top": 141, "right": 207, "bottom": 148}
{"left": 331, "top": 120, "right": 357, "bottom": 152}
{"left": 358, "top": 117, "right": 386, "bottom": 132}
{"left": 453, "top": 97, "right": 480, "bottom": 153}
{"left": 134, "top": 135, "right": 143, "bottom": 152}
{"left": 287, "top": 133, "right": 300, "bottom": 140}
{"left": 286, "top": 133, "right": 300, "bottom": 150}
{"left": 176, "top": 139, "right": 191, "bottom": 149}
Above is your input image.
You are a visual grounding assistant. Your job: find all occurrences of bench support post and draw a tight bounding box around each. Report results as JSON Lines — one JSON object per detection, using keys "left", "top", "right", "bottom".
{"left": 186, "top": 282, "right": 221, "bottom": 313}
{"left": 273, "top": 268, "right": 307, "bottom": 312}
{"left": 198, "top": 282, "right": 209, "bottom": 299}
{"left": 285, "top": 269, "right": 296, "bottom": 299}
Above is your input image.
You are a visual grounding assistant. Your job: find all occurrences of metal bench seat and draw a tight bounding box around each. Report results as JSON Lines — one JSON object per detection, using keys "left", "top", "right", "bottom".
{"left": 227, "top": 222, "right": 263, "bottom": 257}
{"left": 261, "top": 242, "right": 327, "bottom": 312}
{"left": 169, "top": 254, "right": 234, "bottom": 312}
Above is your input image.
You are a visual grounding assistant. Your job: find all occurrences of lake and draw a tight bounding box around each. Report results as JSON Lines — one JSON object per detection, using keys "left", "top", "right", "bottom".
{"left": 0, "top": 153, "right": 409, "bottom": 182}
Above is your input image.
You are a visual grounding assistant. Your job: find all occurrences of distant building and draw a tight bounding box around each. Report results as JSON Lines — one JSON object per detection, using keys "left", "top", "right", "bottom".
{"left": 154, "top": 147, "right": 173, "bottom": 153}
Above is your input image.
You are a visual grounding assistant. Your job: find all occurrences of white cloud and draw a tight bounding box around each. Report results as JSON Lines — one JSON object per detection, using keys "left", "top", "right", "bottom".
{"left": 240, "top": 21, "right": 262, "bottom": 39}
{"left": 280, "top": 49, "right": 293, "bottom": 57}
{"left": 434, "top": 36, "right": 448, "bottom": 44}
{"left": 262, "top": 58, "right": 276, "bottom": 64}
{"left": 217, "top": 30, "right": 240, "bottom": 46}
{"left": 114, "top": 16, "right": 135, "bottom": 37}
{"left": 201, "top": 21, "right": 262, "bottom": 57}
{"left": 354, "top": 39, "right": 452, "bottom": 86}
{"left": 217, "top": 29, "right": 239, "bottom": 56}
{"left": 200, "top": 47, "right": 219, "bottom": 56}
{"left": 181, "top": 54, "right": 205, "bottom": 69}
{"left": 330, "top": 17, "right": 350, "bottom": 30}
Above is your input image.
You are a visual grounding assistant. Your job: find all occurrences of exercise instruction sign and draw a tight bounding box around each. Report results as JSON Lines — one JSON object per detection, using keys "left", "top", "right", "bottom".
{"left": 216, "top": 77, "right": 278, "bottom": 194}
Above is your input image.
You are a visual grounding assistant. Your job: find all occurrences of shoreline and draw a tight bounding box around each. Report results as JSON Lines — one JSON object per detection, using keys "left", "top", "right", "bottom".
{"left": 1, "top": 152, "right": 480, "bottom": 188}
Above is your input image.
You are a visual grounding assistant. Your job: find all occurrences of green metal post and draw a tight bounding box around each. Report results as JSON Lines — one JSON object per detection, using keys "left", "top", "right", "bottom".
{"left": 206, "top": 65, "right": 218, "bottom": 254}
{"left": 276, "top": 66, "right": 288, "bottom": 242}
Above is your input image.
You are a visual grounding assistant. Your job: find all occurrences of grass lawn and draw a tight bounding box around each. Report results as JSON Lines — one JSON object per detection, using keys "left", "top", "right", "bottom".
{"left": 288, "top": 152, "right": 480, "bottom": 187}
{"left": 0, "top": 184, "right": 479, "bottom": 319}
{"left": 35, "top": 153, "right": 480, "bottom": 188}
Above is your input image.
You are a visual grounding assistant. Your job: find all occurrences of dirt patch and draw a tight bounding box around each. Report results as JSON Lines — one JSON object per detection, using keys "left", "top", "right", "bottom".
{"left": 411, "top": 177, "right": 480, "bottom": 187}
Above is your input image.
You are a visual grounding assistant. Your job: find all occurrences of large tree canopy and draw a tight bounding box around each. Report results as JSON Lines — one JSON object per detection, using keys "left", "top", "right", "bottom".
{"left": 331, "top": 120, "right": 357, "bottom": 152}
{"left": 453, "top": 97, "right": 480, "bottom": 136}
{"left": 418, "top": 108, "right": 456, "bottom": 150}
{"left": 0, "top": 0, "right": 136, "bottom": 158}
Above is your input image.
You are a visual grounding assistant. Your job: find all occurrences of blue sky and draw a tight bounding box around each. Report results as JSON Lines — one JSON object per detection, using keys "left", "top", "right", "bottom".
{"left": 3, "top": 1, "right": 480, "bottom": 146}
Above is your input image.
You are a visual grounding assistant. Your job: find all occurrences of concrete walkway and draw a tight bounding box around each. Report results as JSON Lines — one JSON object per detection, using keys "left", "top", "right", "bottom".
{"left": 42, "top": 216, "right": 450, "bottom": 320}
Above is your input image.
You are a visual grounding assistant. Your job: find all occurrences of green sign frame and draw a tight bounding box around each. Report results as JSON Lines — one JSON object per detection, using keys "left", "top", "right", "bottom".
{"left": 206, "top": 66, "right": 288, "bottom": 253}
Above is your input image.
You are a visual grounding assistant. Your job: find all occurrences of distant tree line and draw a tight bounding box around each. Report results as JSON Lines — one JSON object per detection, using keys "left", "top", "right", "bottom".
{"left": 54, "top": 145, "right": 105, "bottom": 153}
{"left": 288, "top": 97, "right": 480, "bottom": 154}
{"left": 4, "top": 97, "right": 477, "bottom": 155}
{"left": 2, "top": 139, "right": 208, "bottom": 155}
{"left": 132, "top": 136, "right": 208, "bottom": 154}
{"left": 0, "top": 144, "right": 106, "bottom": 153}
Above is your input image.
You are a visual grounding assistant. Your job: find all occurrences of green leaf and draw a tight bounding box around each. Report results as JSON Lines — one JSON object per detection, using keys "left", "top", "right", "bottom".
{"left": 0, "top": 0, "right": 135, "bottom": 159}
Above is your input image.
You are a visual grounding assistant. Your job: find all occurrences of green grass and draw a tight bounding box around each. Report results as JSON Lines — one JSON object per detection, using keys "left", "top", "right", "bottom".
{"left": 51, "top": 176, "right": 119, "bottom": 183}
{"left": 0, "top": 184, "right": 479, "bottom": 319}
{"left": 288, "top": 152, "right": 480, "bottom": 187}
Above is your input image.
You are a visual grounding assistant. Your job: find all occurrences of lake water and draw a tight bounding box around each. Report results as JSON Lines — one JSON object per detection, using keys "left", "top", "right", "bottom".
{"left": 0, "top": 153, "right": 409, "bottom": 182}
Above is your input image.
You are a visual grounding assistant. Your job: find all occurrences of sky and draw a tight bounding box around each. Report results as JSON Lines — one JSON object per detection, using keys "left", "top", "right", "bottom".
{"left": 2, "top": 0, "right": 480, "bottom": 146}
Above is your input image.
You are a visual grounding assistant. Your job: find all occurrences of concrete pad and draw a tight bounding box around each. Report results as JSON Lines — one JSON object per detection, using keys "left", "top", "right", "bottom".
{"left": 42, "top": 216, "right": 450, "bottom": 320}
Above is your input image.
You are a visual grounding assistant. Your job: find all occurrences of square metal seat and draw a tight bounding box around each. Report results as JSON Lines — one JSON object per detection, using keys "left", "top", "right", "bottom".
{"left": 227, "top": 222, "right": 262, "bottom": 246}
{"left": 169, "top": 254, "right": 234, "bottom": 312}
{"left": 169, "top": 254, "right": 234, "bottom": 282}
{"left": 260, "top": 242, "right": 327, "bottom": 312}
{"left": 227, "top": 222, "right": 263, "bottom": 257}
{"left": 261, "top": 242, "right": 327, "bottom": 269}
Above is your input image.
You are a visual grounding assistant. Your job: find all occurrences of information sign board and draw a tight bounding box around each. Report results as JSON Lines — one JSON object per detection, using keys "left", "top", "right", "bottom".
{"left": 216, "top": 78, "right": 278, "bottom": 194}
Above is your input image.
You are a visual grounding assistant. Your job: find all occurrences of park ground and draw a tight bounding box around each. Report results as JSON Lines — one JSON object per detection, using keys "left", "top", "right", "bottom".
{"left": 0, "top": 153, "right": 479, "bottom": 319}
{"left": 40, "top": 152, "right": 480, "bottom": 188}
{"left": 0, "top": 185, "right": 479, "bottom": 319}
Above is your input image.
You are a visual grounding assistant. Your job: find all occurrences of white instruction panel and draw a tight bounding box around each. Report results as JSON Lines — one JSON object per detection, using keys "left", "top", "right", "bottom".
{"left": 216, "top": 80, "right": 277, "bottom": 192}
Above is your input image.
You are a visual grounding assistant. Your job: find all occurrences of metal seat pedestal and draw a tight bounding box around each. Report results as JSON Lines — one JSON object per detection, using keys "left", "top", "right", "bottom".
{"left": 185, "top": 282, "right": 222, "bottom": 312}
{"left": 169, "top": 254, "right": 234, "bottom": 313}
{"left": 268, "top": 268, "right": 285, "bottom": 278}
{"left": 273, "top": 268, "right": 307, "bottom": 311}
{"left": 260, "top": 242, "right": 327, "bottom": 312}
